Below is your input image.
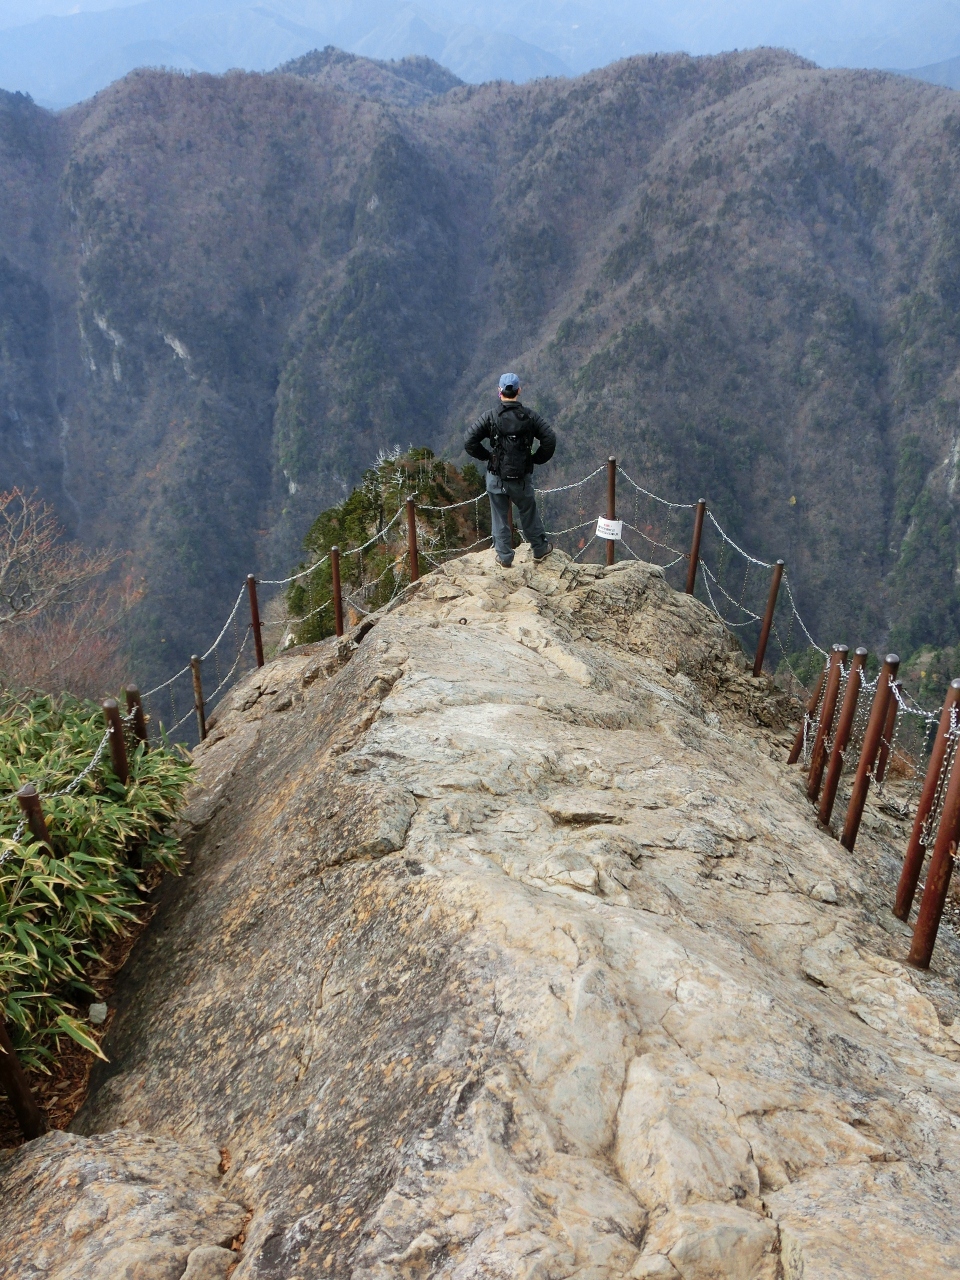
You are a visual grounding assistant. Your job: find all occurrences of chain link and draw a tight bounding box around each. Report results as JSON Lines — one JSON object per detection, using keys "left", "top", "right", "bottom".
{"left": 801, "top": 658, "right": 830, "bottom": 766}
{"left": 200, "top": 586, "right": 246, "bottom": 662}
{"left": 258, "top": 553, "right": 330, "bottom": 587}
{"left": 0, "top": 727, "right": 112, "bottom": 810}
{"left": 421, "top": 534, "right": 493, "bottom": 567}
{"left": 699, "top": 561, "right": 763, "bottom": 628}
{"left": 0, "top": 727, "right": 112, "bottom": 866}
{"left": 419, "top": 494, "right": 485, "bottom": 512}
{"left": 705, "top": 510, "right": 773, "bottom": 568}
{"left": 341, "top": 506, "right": 407, "bottom": 558}
{"left": 535, "top": 465, "right": 606, "bottom": 496}
{"left": 616, "top": 466, "right": 696, "bottom": 510}
{"left": 621, "top": 520, "right": 688, "bottom": 562}
{"left": 202, "top": 628, "right": 252, "bottom": 714}
{"left": 47, "top": 729, "right": 112, "bottom": 799}
{"left": 142, "top": 660, "right": 192, "bottom": 700}
{"left": 546, "top": 517, "right": 596, "bottom": 538}
{"left": 891, "top": 680, "right": 938, "bottom": 723}
{"left": 780, "top": 574, "right": 829, "bottom": 658}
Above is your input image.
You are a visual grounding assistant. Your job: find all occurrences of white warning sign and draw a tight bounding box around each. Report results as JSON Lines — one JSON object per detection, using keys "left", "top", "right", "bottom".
{"left": 596, "top": 517, "right": 623, "bottom": 541}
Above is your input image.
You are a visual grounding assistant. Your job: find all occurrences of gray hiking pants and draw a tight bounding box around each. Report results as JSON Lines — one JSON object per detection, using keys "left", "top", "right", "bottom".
{"left": 486, "top": 472, "right": 549, "bottom": 563}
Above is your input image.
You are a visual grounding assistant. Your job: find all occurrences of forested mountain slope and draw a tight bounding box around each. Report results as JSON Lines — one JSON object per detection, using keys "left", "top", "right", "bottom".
{"left": 3, "top": 47, "right": 960, "bottom": 681}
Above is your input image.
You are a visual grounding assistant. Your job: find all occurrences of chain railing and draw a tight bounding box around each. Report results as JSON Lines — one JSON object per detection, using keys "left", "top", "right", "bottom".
{"left": 0, "top": 694, "right": 142, "bottom": 865}
{"left": 6, "top": 444, "right": 960, "bottom": 1139}
{"left": 5, "top": 448, "right": 960, "bottom": 968}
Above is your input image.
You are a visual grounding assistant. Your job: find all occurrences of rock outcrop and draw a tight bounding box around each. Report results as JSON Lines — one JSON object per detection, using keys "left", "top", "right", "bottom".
{"left": 0, "top": 1129, "right": 245, "bottom": 1279}
{"left": 3, "top": 547, "right": 960, "bottom": 1279}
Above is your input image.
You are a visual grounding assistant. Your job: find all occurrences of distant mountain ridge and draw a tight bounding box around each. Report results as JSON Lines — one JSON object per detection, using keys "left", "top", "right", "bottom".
{"left": 0, "top": 0, "right": 571, "bottom": 108}
{"left": 904, "top": 54, "right": 960, "bottom": 92}
{"left": 5, "top": 47, "right": 960, "bottom": 681}
{"left": 5, "top": 1, "right": 960, "bottom": 110}
{"left": 276, "top": 46, "right": 462, "bottom": 105}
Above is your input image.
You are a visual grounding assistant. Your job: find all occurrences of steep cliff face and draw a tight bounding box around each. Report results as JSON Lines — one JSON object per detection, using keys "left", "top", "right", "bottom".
{"left": 0, "top": 89, "right": 69, "bottom": 508}
{"left": 3, "top": 548, "right": 959, "bottom": 1279}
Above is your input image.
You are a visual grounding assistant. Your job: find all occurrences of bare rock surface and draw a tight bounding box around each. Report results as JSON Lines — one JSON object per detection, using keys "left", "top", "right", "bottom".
{"left": 6, "top": 547, "right": 960, "bottom": 1279}
{"left": 0, "top": 1128, "right": 245, "bottom": 1279}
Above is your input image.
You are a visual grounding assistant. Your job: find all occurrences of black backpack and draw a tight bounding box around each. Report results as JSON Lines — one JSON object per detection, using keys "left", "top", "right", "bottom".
{"left": 490, "top": 403, "right": 534, "bottom": 481}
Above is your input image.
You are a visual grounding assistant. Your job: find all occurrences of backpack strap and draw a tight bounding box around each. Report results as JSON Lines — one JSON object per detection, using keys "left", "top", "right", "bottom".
{"left": 495, "top": 402, "right": 532, "bottom": 430}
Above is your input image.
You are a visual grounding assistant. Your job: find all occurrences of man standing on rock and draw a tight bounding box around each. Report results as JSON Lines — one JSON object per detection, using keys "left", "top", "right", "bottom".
{"left": 464, "top": 373, "right": 557, "bottom": 568}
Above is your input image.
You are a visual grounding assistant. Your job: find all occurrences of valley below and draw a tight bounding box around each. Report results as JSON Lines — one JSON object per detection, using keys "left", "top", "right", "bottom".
{"left": 2, "top": 46, "right": 960, "bottom": 682}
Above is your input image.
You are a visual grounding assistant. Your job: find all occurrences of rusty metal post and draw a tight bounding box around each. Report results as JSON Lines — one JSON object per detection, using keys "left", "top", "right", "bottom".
{"left": 246, "top": 575, "right": 265, "bottom": 668}
{"left": 125, "top": 685, "right": 148, "bottom": 748}
{"left": 0, "top": 1018, "right": 47, "bottom": 1141}
{"left": 102, "top": 699, "right": 129, "bottom": 783}
{"left": 788, "top": 659, "right": 829, "bottom": 766}
{"left": 818, "top": 647, "right": 868, "bottom": 828}
{"left": 16, "top": 784, "right": 51, "bottom": 849}
{"left": 406, "top": 498, "right": 420, "bottom": 583}
{"left": 875, "top": 681, "right": 902, "bottom": 785}
{"left": 606, "top": 456, "right": 616, "bottom": 567}
{"left": 895, "top": 678, "right": 960, "bottom": 921}
{"left": 189, "top": 657, "right": 206, "bottom": 743}
{"left": 908, "top": 738, "right": 960, "bottom": 968}
{"left": 807, "top": 645, "right": 847, "bottom": 803}
{"left": 685, "top": 499, "right": 706, "bottom": 595}
{"left": 841, "top": 653, "right": 900, "bottom": 852}
{"left": 330, "top": 545, "right": 344, "bottom": 638}
{"left": 752, "top": 560, "right": 784, "bottom": 677}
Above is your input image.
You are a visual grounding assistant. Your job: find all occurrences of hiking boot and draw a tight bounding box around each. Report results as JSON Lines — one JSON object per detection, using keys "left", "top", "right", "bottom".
{"left": 497, "top": 555, "right": 515, "bottom": 568}
{"left": 533, "top": 542, "right": 554, "bottom": 563}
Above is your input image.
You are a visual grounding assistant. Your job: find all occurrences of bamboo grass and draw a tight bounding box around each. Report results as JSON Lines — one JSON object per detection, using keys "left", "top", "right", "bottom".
{"left": 0, "top": 690, "right": 192, "bottom": 1068}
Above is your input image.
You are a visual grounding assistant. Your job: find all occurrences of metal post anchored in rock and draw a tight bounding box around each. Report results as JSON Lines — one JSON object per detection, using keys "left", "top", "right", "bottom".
{"left": 102, "top": 699, "right": 129, "bottom": 784}
{"left": 818, "top": 647, "right": 868, "bottom": 828}
{"left": 330, "top": 546, "right": 344, "bottom": 638}
{"left": 247, "top": 575, "right": 265, "bottom": 668}
{"left": 841, "top": 653, "right": 900, "bottom": 852}
{"left": 0, "top": 1018, "right": 47, "bottom": 1141}
{"left": 16, "top": 784, "right": 52, "bottom": 850}
{"left": 788, "top": 659, "right": 829, "bottom": 766}
{"left": 189, "top": 657, "right": 206, "bottom": 743}
{"left": 752, "top": 560, "right": 784, "bottom": 677}
{"left": 606, "top": 456, "right": 616, "bottom": 567}
{"left": 807, "top": 645, "right": 847, "bottom": 804}
{"left": 686, "top": 499, "right": 706, "bottom": 595}
{"left": 406, "top": 498, "right": 420, "bottom": 583}
{"left": 908, "top": 734, "right": 960, "bottom": 968}
{"left": 895, "top": 678, "right": 960, "bottom": 922}
{"left": 126, "top": 685, "right": 148, "bottom": 748}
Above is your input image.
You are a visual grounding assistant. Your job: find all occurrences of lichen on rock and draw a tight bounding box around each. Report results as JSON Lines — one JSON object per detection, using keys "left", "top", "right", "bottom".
{"left": 0, "top": 1129, "right": 245, "bottom": 1280}
{"left": 4, "top": 546, "right": 960, "bottom": 1278}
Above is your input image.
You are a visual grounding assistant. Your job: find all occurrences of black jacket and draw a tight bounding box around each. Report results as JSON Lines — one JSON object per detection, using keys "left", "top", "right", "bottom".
{"left": 463, "top": 400, "right": 557, "bottom": 475}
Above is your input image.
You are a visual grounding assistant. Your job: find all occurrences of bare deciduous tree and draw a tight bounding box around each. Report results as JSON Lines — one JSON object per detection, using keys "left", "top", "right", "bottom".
{"left": 0, "top": 490, "right": 129, "bottom": 699}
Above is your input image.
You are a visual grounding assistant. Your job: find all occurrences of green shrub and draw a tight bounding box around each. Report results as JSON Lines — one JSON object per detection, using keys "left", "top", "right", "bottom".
{"left": 0, "top": 691, "right": 192, "bottom": 1068}
{"left": 287, "top": 449, "right": 488, "bottom": 644}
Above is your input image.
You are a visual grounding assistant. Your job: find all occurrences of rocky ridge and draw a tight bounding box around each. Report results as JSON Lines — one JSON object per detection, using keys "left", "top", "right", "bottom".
{"left": 2, "top": 548, "right": 960, "bottom": 1278}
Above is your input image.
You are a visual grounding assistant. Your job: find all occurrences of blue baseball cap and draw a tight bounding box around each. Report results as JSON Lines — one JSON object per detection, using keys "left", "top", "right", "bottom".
{"left": 498, "top": 372, "right": 521, "bottom": 394}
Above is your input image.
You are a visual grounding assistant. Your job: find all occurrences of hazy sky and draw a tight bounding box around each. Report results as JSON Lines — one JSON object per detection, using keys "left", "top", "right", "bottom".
{"left": 1, "top": 0, "right": 119, "bottom": 17}
{"left": 1, "top": 0, "right": 958, "bottom": 110}
{"left": 3, "top": 1, "right": 140, "bottom": 14}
